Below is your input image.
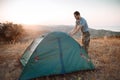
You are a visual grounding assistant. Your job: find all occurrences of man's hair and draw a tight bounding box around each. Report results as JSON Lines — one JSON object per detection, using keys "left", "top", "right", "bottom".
{"left": 74, "top": 11, "right": 80, "bottom": 15}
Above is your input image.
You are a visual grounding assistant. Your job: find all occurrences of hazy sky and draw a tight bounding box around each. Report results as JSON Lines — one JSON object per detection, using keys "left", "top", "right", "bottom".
{"left": 0, "top": 0, "right": 120, "bottom": 31}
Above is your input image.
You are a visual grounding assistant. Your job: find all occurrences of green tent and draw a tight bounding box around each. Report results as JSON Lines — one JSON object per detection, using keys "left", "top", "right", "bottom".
{"left": 19, "top": 32, "right": 95, "bottom": 80}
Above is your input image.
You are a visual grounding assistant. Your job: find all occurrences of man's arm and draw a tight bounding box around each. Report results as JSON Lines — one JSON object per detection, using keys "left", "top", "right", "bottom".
{"left": 69, "top": 25, "right": 77, "bottom": 35}
{"left": 70, "top": 25, "right": 82, "bottom": 36}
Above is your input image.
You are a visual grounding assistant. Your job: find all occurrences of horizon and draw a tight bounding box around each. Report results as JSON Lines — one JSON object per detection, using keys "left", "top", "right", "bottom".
{"left": 0, "top": 0, "right": 120, "bottom": 31}
{"left": 22, "top": 24, "right": 120, "bottom": 32}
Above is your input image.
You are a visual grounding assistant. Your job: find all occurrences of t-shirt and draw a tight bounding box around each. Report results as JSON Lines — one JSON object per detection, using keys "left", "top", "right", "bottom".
{"left": 76, "top": 17, "right": 89, "bottom": 33}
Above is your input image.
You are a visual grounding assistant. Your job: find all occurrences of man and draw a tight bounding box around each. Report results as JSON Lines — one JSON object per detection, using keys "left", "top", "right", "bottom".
{"left": 69, "top": 11, "right": 90, "bottom": 53}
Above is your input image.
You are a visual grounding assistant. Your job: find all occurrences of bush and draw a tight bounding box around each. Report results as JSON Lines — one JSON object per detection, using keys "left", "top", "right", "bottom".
{"left": 0, "top": 22, "right": 24, "bottom": 43}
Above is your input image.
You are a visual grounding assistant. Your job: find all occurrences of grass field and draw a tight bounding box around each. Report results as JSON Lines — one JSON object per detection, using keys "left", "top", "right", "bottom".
{"left": 0, "top": 29, "right": 120, "bottom": 80}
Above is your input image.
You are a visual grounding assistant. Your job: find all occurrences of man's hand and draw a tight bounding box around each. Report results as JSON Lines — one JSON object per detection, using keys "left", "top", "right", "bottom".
{"left": 69, "top": 31, "right": 74, "bottom": 36}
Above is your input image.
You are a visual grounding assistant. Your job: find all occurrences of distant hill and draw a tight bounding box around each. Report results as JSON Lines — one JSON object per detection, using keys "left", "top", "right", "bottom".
{"left": 23, "top": 25, "right": 120, "bottom": 38}
{"left": 89, "top": 28, "right": 120, "bottom": 38}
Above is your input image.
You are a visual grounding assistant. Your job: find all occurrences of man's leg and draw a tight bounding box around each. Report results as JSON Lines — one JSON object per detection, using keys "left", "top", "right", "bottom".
{"left": 82, "top": 32, "right": 90, "bottom": 53}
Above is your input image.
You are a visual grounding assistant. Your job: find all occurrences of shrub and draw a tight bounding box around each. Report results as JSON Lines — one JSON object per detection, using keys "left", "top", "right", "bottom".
{"left": 0, "top": 22, "right": 24, "bottom": 43}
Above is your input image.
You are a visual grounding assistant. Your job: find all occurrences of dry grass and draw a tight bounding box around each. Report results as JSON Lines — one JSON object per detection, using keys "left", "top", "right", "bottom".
{"left": 88, "top": 38, "right": 120, "bottom": 80}
{"left": 0, "top": 29, "right": 120, "bottom": 80}
{"left": 0, "top": 41, "right": 32, "bottom": 80}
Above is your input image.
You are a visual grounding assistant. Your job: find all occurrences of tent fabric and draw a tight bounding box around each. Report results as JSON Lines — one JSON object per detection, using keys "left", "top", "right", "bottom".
{"left": 20, "top": 37, "right": 44, "bottom": 66}
{"left": 19, "top": 32, "right": 95, "bottom": 80}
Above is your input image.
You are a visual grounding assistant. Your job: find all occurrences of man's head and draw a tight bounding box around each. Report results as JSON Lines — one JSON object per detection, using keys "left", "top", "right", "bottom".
{"left": 74, "top": 11, "right": 81, "bottom": 20}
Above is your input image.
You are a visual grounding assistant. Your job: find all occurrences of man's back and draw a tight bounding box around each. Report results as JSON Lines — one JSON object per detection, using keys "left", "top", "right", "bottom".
{"left": 76, "top": 17, "right": 89, "bottom": 33}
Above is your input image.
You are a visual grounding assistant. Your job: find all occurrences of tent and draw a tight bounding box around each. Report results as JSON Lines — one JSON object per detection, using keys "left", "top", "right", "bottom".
{"left": 19, "top": 32, "right": 95, "bottom": 80}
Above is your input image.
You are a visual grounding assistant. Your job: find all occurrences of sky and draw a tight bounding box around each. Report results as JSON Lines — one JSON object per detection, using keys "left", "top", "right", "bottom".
{"left": 0, "top": 0, "right": 120, "bottom": 31}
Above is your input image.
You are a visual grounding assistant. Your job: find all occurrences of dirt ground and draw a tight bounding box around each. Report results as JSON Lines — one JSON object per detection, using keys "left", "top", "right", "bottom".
{"left": 0, "top": 29, "right": 120, "bottom": 80}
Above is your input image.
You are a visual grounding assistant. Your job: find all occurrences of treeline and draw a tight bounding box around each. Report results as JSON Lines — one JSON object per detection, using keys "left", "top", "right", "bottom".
{"left": 0, "top": 22, "right": 24, "bottom": 43}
